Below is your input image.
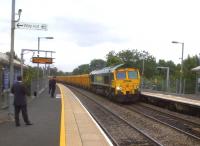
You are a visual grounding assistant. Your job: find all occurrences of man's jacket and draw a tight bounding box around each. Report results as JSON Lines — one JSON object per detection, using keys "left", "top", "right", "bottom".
{"left": 11, "top": 81, "right": 27, "bottom": 106}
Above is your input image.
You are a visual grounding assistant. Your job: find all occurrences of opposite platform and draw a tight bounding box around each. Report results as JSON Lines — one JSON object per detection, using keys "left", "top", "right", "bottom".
{"left": 142, "top": 91, "right": 200, "bottom": 107}
{"left": 58, "top": 84, "right": 112, "bottom": 146}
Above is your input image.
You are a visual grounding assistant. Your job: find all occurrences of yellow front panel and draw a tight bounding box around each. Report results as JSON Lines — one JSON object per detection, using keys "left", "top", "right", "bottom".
{"left": 113, "top": 68, "right": 140, "bottom": 95}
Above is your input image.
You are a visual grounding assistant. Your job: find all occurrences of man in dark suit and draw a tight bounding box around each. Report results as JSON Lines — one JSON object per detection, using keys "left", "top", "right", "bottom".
{"left": 50, "top": 76, "right": 56, "bottom": 98}
{"left": 11, "top": 76, "right": 32, "bottom": 127}
{"left": 48, "top": 77, "right": 52, "bottom": 94}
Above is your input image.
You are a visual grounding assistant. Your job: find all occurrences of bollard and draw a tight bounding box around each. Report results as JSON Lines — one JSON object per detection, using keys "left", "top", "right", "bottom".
{"left": 34, "top": 91, "right": 37, "bottom": 97}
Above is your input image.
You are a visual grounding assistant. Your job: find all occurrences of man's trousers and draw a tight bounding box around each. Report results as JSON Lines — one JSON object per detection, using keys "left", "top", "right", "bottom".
{"left": 14, "top": 105, "right": 30, "bottom": 125}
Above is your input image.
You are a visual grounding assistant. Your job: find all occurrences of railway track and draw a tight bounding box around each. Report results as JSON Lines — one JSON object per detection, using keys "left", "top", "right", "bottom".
{"left": 69, "top": 86, "right": 162, "bottom": 146}
{"left": 67, "top": 85, "right": 200, "bottom": 146}
{"left": 124, "top": 103, "right": 200, "bottom": 141}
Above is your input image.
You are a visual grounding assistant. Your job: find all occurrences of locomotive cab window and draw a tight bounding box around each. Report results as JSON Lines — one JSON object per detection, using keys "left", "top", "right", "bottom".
{"left": 128, "top": 71, "right": 138, "bottom": 79}
{"left": 116, "top": 72, "right": 126, "bottom": 79}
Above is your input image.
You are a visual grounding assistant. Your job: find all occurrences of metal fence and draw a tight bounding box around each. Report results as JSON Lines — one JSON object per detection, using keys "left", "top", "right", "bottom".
{"left": 0, "top": 78, "right": 48, "bottom": 109}
{"left": 31, "top": 77, "right": 48, "bottom": 97}
{"left": 142, "top": 78, "right": 200, "bottom": 95}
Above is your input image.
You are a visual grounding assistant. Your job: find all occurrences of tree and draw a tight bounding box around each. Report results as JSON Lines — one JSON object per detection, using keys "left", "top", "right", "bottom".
{"left": 157, "top": 59, "right": 177, "bottom": 77}
{"left": 155, "top": 59, "right": 177, "bottom": 91}
{"left": 50, "top": 67, "right": 58, "bottom": 76}
{"left": 117, "top": 50, "right": 133, "bottom": 63}
{"left": 106, "top": 49, "right": 157, "bottom": 79}
{"left": 106, "top": 51, "right": 123, "bottom": 66}
{"left": 89, "top": 59, "right": 106, "bottom": 71}
{"left": 142, "top": 53, "right": 157, "bottom": 79}
{"left": 5, "top": 51, "right": 20, "bottom": 61}
{"left": 182, "top": 55, "right": 198, "bottom": 93}
{"left": 133, "top": 50, "right": 157, "bottom": 79}
{"left": 23, "top": 66, "right": 38, "bottom": 95}
{"left": 72, "top": 64, "right": 89, "bottom": 75}
{"left": 56, "top": 70, "right": 66, "bottom": 76}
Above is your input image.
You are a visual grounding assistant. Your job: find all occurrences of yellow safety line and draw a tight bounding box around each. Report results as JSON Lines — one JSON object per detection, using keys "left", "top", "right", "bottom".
{"left": 58, "top": 84, "right": 66, "bottom": 146}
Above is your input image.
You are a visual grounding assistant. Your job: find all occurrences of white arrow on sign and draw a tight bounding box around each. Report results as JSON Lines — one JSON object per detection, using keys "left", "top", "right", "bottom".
{"left": 15, "top": 22, "right": 48, "bottom": 31}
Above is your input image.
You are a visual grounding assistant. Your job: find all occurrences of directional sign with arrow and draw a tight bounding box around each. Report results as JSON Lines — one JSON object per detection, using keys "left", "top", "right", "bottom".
{"left": 15, "top": 22, "right": 48, "bottom": 31}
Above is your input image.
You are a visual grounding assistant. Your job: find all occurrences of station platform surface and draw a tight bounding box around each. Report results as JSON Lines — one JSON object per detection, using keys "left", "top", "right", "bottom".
{"left": 142, "top": 91, "right": 200, "bottom": 107}
{"left": 0, "top": 87, "right": 61, "bottom": 146}
{"left": 0, "top": 84, "right": 112, "bottom": 146}
{"left": 58, "top": 84, "right": 112, "bottom": 146}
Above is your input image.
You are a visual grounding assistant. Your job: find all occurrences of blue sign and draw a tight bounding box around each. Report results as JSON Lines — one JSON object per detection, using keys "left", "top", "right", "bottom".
{"left": 2, "top": 66, "right": 21, "bottom": 89}
{"left": 14, "top": 69, "right": 21, "bottom": 83}
{"left": 3, "top": 66, "right": 9, "bottom": 89}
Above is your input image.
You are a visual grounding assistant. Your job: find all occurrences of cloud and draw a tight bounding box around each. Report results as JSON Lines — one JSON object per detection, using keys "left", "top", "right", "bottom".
{"left": 52, "top": 17, "right": 126, "bottom": 47}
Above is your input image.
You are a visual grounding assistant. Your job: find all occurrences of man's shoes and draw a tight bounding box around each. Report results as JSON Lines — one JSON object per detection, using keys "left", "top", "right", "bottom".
{"left": 16, "top": 124, "right": 20, "bottom": 127}
{"left": 26, "top": 123, "right": 33, "bottom": 126}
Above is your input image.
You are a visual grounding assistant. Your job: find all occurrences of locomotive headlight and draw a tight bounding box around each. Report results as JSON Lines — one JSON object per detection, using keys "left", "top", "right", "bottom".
{"left": 116, "top": 86, "right": 122, "bottom": 90}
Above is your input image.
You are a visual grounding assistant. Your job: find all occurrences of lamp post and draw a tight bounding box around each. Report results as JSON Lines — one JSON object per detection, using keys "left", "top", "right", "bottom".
{"left": 10, "top": 5, "right": 22, "bottom": 88}
{"left": 9, "top": 0, "right": 22, "bottom": 117}
{"left": 157, "top": 66, "right": 170, "bottom": 92}
{"left": 141, "top": 51, "right": 146, "bottom": 90}
{"left": 37, "top": 37, "right": 54, "bottom": 97}
{"left": 172, "top": 41, "right": 184, "bottom": 94}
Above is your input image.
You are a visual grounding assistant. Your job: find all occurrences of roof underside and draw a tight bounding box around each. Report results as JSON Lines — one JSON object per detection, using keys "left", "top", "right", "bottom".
{"left": 0, "top": 52, "right": 21, "bottom": 66}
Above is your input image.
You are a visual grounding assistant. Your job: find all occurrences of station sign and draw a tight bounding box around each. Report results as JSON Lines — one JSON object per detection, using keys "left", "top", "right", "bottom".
{"left": 15, "top": 22, "right": 48, "bottom": 31}
{"left": 32, "top": 57, "right": 53, "bottom": 64}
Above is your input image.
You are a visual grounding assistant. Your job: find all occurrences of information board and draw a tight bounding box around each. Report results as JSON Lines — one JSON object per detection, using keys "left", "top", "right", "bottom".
{"left": 32, "top": 57, "right": 53, "bottom": 64}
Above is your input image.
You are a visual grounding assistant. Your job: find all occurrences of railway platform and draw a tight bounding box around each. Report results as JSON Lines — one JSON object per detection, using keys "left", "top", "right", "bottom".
{"left": 142, "top": 91, "right": 200, "bottom": 107}
{"left": 0, "top": 86, "right": 61, "bottom": 146}
{"left": 141, "top": 91, "right": 200, "bottom": 117}
{"left": 0, "top": 84, "right": 112, "bottom": 146}
{"left": 58, "top": 84, "right": 112, "bottom": 146}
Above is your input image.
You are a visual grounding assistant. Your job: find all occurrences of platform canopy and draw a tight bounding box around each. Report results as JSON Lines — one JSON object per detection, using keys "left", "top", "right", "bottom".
{"left": 0, "top": 52, "right": 21, "bottom": 66}
{"left": 191, "top": 66, "right": 200, "bottom": 72}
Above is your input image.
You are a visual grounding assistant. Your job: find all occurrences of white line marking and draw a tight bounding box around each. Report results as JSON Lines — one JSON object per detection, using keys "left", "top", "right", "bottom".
{"left": 56, "top": 94, "right": 61, "bottom": 98}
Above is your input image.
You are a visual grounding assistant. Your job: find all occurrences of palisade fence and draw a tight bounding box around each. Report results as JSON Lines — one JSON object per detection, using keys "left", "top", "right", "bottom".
{"left": 142, "top": 78, "right": 199, "bottom": 95}
{"left": 30, "top": 77, "right": 48, "bottom": 97}
{"left": 0, "top": 77, "right": 48, "bottom": 109}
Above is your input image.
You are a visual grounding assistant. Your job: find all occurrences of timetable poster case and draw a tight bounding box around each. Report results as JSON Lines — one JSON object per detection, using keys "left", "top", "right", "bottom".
{"left": 14, "top": 69, "right": 21, "bottom": 83}
{"left": 2, "top": 67, "right": 21, "bottom": 89}
{"left": 3, "top": 66, "right": 9, "bottom": 90}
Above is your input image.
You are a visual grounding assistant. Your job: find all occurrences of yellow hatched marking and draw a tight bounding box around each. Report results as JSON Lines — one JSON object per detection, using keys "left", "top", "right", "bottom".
{"left": 58, "top": 84, "right": 66, "bottom": 146}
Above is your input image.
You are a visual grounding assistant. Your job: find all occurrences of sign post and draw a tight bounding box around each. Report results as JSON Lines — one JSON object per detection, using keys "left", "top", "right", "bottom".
{"left": 15, "top": 22, "right": 48, "bottom": 31}
{"left": 21, "top": 49, "right": 55, "bottom": 79}
{"left": 20, "top": 49, "right": 55, "bottom": 98}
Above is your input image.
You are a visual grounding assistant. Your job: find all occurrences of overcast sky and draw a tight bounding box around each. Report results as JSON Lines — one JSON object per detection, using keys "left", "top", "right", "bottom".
{"left": 0, "top": 0, "right": 200, "bottom": 72}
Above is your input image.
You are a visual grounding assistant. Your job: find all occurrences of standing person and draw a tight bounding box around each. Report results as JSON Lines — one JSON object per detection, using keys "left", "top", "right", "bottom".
{"left": 51, "top": 76, "right": 56, "bottom": 98}
{"left": 11, "top": 76, "right": 32, "bottom": 127}
{"left": 48, "top": 77, "right": 52, "bottom": 94}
